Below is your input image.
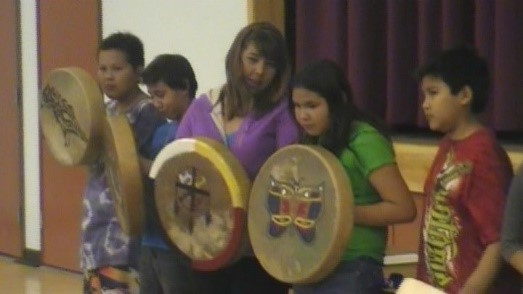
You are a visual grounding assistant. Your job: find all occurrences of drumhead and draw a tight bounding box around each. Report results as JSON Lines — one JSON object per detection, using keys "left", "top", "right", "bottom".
{"left": 104, "top": 115, "right": 144, "bottom": 237}
{"left": 40, "top": 67, "right": 104, "bottom": 166}
{"left": 248, "top": 144, "right": 353, "bottom": 284}
{"left": 150, "top": 137, "right": 251, "bottom": 271}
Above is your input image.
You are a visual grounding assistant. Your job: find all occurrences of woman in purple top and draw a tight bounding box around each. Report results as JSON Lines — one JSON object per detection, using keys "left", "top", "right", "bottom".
{"left": 176, "top": 22, "right": 298, "bottom": 294}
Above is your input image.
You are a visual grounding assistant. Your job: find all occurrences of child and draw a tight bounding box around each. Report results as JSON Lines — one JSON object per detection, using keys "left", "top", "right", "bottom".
{"left": 176, "top": 22, "right": 298, "bottom": 294}
{"left": 140, "top": 54, "right": 198, "bottom": 293}
{"left": 81, "top": 32, "right": 165, "bottom": 293}
{"left": 290, "top": 59, "right": 416, "bottom": 293}
{"left": 501, "top": 167, "right": 523, "bottom": 274}
{"left": 415, "top": 47, "right": 520, "bottom": 293}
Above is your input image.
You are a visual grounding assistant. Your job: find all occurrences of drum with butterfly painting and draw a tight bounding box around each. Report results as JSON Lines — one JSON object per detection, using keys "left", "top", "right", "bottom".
{"left": 40, "top": 67, "right": 105, "bottom": 166}
{"left": 149, "top": 137, "right": 251, "bottom": 271}
{"left": 248, "top": 144, "right": 354, "bottom": 284}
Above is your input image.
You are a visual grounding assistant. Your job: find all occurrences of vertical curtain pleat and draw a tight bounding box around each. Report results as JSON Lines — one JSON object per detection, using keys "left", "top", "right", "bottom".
{"left": 386, "top": 1, "right": 418, "bottom": 126}
{"left": 492, "top": 1, "right": 523, "bottom": 130}
{"left": 474, "top": 1, "right": 495, "bottom": 124}
{"left": 295, "top": 0, "right": 348, "bottom": 67}
{"left": 294, "top": 0, "right": 523, "bottom": 131}
{"left": 347, "top": 0, "right": 387, "bottom": 117}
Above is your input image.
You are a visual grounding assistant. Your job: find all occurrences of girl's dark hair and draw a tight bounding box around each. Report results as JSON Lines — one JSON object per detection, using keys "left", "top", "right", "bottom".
{"left": 142, "top": 54, "right": 198, "bottom": 98}
{"left": 98, "top": 32, "right": 144, "bottom": 69}
{"left": 291, "top": 60, "right": 389, "bottom": 155}
{"left": 221, "top": 22, "right": 291, "bottom": 119}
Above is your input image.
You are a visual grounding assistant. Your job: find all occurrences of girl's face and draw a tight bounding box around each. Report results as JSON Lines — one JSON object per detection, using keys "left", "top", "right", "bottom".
{"left": 146, "top": 80, "right": 189, "bottom": 121}
{"left": 421, "top": 76, "right": 466, "bottom": 134}
{"left": 97, "top": 49, "right": 140, "bottom": 101}
{"left": 240, "top": 42, "right": 276, "bottom": 94}
{"left": 292, "top": 87, "right": 330, "bottom": 136}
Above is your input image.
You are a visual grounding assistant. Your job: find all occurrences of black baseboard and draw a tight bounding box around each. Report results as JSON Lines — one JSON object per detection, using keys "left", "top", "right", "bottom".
{"left": 16, "top": 248, "right": 40, "bottom": 267}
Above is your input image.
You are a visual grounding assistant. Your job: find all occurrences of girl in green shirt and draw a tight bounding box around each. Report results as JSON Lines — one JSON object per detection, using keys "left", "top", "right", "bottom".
{"left": 290, "top": 60, "right": 416, "bottom": 294}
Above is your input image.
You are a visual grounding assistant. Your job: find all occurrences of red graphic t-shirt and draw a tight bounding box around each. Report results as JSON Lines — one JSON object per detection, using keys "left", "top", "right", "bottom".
{"left": 416, "top": 129, "right": 520, "bottom": 293}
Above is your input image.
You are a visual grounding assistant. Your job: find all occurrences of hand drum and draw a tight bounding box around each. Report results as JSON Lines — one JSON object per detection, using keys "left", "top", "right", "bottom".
{"left": 249, "top": 144, "right": 354, "bottom": 284}
{"left": 150, "top": 137, "right": 251, "bottom": 271}
{"left": 40, "top": 67, "right": 104, "bottom": 166}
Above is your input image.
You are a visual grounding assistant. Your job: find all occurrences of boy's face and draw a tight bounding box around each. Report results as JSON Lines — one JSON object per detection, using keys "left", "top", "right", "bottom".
{"left": 420, "top": 76, "right": 468, "bottom": 134}
{"left": 147, "top": 81, "right": 189, "bottom": 121}
{"left": 97, "top": 49, "right": 140, "bottom": 101}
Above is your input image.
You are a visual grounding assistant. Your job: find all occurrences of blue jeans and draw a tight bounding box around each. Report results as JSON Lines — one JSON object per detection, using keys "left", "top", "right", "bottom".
{"left": 293, "top": 257, "right": 384, "bottom": 294}
{"left": 139, "top": 246, "right": 196, "bottom": 294}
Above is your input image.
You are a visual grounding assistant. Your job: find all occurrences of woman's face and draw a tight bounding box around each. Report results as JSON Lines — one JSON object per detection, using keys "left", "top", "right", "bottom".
{"left": 292, "top": 87, "right": 330, "bottom": 136}
{"left": 240, "top": 42, "right": 277, "bottom": 94}
{"left": 97, "top": 49, "right": 140, "bottom": 101}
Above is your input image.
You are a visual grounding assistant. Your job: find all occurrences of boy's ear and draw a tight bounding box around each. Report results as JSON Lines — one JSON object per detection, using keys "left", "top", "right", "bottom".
{"left": 458, "top": 86, "right": 473, "bottom": 107}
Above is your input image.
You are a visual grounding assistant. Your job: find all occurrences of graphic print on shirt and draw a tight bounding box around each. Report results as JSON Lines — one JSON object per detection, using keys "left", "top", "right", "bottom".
{"left": 423, "top": 150, "right": 472, "bottom": 289}
{"left": 266, "top": 158, "right": 324, "bottom": 243}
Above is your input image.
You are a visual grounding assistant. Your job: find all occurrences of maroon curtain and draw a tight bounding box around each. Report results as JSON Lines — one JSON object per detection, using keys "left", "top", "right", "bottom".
{"left": 294, "top": 0, "right": 523, "bottom": 132}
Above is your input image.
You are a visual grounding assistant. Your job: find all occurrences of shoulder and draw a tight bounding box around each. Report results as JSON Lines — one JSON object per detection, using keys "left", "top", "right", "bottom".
{"left": 461, "top": 129, "right": 509, "bottom": 164}
{"left": 183, "top": 93, "right": 213, "bottom": 119}
{"left": 348, "top": 122, "right": 390, "bottom": 148}
{"left": 259, "top": 97, "right": 291, "bottom": 120}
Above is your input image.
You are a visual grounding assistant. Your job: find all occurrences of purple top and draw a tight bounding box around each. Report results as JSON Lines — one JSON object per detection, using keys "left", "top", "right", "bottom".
{"left": 176, "top": 87, "right": 298, "bottom": 180}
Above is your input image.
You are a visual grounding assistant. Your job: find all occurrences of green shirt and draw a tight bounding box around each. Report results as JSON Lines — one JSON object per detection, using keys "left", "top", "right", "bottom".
{"left": 340, "top": 122, "right": 395, "bottom": 263}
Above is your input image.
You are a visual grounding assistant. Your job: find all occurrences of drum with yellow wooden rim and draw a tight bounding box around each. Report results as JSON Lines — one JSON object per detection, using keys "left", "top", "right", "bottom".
{"left": 150, "top": 137, "right": 251, "bottom": 271}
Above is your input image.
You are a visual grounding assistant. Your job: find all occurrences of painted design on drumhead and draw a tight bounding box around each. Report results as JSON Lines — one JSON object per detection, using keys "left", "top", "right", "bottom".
{"left": 163, "top": 162, "right": 234, "bottom": 261}
{"left": 41, "top": 84, "right": 88, "bottom": 146}
{"left": 266, "top": 157, "right": 324, "bottom": 243}
{"left": 174, "top": 167, "right": 211, "bottom": 233}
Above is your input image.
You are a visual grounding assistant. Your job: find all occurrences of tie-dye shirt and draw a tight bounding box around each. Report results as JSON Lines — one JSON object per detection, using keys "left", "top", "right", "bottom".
{"left": 81, "top": 98, "right": 165, "bottom": 270}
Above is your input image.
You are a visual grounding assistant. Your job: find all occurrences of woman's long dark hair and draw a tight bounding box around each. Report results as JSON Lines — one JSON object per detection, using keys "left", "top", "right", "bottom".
{"left": 290, "top": 60, "right": 389, "bottom": 156}
{"left": 221, "top": 22, "right": 291, "bottom": 119}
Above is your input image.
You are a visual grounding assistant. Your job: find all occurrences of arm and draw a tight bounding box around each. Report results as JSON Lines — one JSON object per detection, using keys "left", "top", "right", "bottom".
{"left": 175, "top": 101, "right": 194, "bottom": 139}
{"left": 355, "top": 164, "right": 417, "bottom": 226}
{"left": 275, "top": 99, "right": 299, "bottom": 147}
{"left": 459, "top": 242, "right": 502, "bottom": 294}
{"left": 501, "top": 171, "right": 523, "bottom": 274}
{"left": 460, "top": 143, "right": 513, "bottom": 292}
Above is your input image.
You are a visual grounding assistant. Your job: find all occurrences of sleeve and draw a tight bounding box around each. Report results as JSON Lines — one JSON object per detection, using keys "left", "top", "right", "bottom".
{"left": 275, "top": 100, "right": 298, "bottom": 148}
{"left": 501, "top": 170, "right": 523, "bottom": 260}
{"left": 133, "top": 103, "right": 165, "bottom": 159}
{"left": 351, "top": 129, "right": 395, "bottom": 177}
{"left": 176, "top": 98, "right": 198, "bottom": 140}
{"left": 462, "top": 145, "right": 513, "bottom": 245}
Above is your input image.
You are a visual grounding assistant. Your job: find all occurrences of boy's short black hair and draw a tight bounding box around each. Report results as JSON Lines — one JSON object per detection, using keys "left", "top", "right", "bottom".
{"left": 416, "top": 46, "right": 490, "bottom": 113}
{"left": 98, "top": 32, "right": 144, "bottom": 69}
{"left": 142, "top": 54, "right": 198, "bottom": 98}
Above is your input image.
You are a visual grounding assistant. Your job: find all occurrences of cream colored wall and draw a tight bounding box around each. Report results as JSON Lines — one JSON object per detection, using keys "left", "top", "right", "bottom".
{"left": 101, "top": 0, "right": 248, "bottom": 96}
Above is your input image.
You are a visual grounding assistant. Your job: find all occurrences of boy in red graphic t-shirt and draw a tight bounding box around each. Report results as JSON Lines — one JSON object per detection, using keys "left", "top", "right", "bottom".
{"left": 415, "top": 47, "right": 521, "bottom": 294}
